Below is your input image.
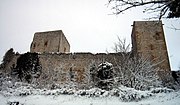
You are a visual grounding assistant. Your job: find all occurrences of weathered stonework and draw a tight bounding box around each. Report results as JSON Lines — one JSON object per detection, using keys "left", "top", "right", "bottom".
{"left": 30, "top": 30, "right": 70, "bottom": 53}
{"left": 36, "top": 53, "right": 122, "bottom": 88}
{"left": 131, "top": 21, "right": 171, "bottom": 82}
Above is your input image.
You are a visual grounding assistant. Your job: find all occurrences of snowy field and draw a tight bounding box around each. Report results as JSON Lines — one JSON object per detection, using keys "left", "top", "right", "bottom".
{"left": 0, "top": 82, "right": 180, "bottom": 105}
{"left": 1, "top": 90, "right": 180, "bottom": 105}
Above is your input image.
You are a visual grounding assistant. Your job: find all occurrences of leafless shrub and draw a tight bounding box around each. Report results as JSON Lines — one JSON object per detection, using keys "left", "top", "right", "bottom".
{"left": 112, "top": 37, "right": 162, "bottom": 90}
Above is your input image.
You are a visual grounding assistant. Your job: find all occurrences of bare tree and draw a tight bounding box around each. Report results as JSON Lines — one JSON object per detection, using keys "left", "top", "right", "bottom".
{"left": 113, "top": 37, "right": 131, "bottom": 53}
{"left": 108, "top": 0, "right": 180, "bottom": 19}
{"left": 113, "top": 37, "right": 161, "bottom": 90}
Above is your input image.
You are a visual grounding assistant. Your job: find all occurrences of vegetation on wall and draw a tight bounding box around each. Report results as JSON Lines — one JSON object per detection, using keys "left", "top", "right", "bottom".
{"left": 12, "top": 52, "right": 42, "bottom": 83}
{"left": 108, "top": 0, "right": 180, "bottom": 19}
{"left": 1, "top": 48, "right": 15, "bottom": 69}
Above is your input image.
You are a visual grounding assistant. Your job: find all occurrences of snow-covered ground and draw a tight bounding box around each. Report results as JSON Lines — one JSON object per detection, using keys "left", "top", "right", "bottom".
{"left": 1, "top": 90, "right": 180, "bottom": 105}
{"left": 0, "top": 82, "right": 180, "bottom": 105}
{"left": 0, "top": 76, "right": 180, "bottom": 105}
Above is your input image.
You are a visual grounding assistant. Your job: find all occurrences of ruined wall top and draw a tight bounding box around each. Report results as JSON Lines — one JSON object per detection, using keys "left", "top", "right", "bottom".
{"left": 30, "top": 30, "right": 70, "bottom": 53}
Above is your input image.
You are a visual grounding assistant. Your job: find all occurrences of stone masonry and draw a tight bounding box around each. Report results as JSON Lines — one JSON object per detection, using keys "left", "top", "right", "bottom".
{"left": 36, "top": 53, "right": 122, "bottom": 88}
{"left": 131, "top": 21, "right": 170, "bottom": 71}
{"left": 131, "top": 21, "right": 171, "bottom": 82}
{"left": 30, "top": 30, "right": 70, "bottom": 53}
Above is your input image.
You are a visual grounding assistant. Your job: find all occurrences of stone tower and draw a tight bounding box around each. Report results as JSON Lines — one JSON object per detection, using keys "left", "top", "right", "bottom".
{"left": 30, "top": 30, "right": 70, "bottom": 53}
{"left": 131, "top": 21, "right": 171, "bottom": 72}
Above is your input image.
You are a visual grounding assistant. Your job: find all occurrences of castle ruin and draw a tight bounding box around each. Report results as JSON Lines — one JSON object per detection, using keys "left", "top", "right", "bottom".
{"left": 30, "top": 21, "right": 171, "bottom": 72}
{"left": 1, "top": 21, "right": 173, "bottom": 89}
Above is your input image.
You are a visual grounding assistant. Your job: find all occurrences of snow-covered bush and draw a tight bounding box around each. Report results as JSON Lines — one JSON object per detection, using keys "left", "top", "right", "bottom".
{"left": 75, "top": 88, "right": 108, "bottom": 97}
{"left": 0, "top": 76, "right": 175, "bottom": 102}
{"left": 113, "top": 54, "right": 162, "bottom": 90}
{"left": 89, "top": 61, "right": 114, "bottom": 90}
{"left": 7, "top": 101, "right": 23, "bottom": 105}
{"left": 112, "top": 37, "right": 162, "bottom": 90}
{"left": 150, "top": 87, "right": 174, "bottom": 93}
{"left": 116, "top": 86, "right": 153, "bottom": 102}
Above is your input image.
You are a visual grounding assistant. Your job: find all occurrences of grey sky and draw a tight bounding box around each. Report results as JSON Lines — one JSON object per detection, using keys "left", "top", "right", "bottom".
{"left": 0, "top": 0, "right": 180, "bottom": 70}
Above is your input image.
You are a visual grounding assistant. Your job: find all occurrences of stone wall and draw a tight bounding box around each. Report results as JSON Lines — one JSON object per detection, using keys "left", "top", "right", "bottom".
{"left": 1, "top": 51, "right": 174, "bottom": 89}
{"left": 36, "top": 52, "right": 122, "bottom": 88}
{"left": 0, "top": 52, "right": 123, "bottom": 89}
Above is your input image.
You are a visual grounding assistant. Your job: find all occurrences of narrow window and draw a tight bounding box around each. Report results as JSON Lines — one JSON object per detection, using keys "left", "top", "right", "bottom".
{"left": 150, "top": 44, "right": 154, "bottom": 50}
{"left": 33, "top": 44, "right": 36, "bottom": 48}
{"left": 44, "top": 41, "right": 48, "bottom": 47}
{"left": 154, "top": 32, "right": 161, "bottom": 40}
{"left": 64, "top": 47, "right": 66, "bottom": 52}
{"left": 69, "top": 68, "right": 74, "bottom": 81}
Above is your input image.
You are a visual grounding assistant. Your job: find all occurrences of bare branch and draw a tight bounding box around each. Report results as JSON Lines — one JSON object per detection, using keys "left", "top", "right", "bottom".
{"left": 167, "top": 24, "right": 180, "bottom": 30}
{"left": 113, "top": 36, "right": 131, "bottom": 53}
{"left": 112, "top": 37, "right": 162, "bottom": 90}
{"left": 108, "top": 0, "right": 179, "bottom": 19}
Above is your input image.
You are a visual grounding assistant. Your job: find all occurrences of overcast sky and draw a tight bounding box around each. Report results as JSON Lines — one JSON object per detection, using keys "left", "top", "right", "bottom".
{"left": 0, "top": 0, "right": 180, "bottom": 70}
